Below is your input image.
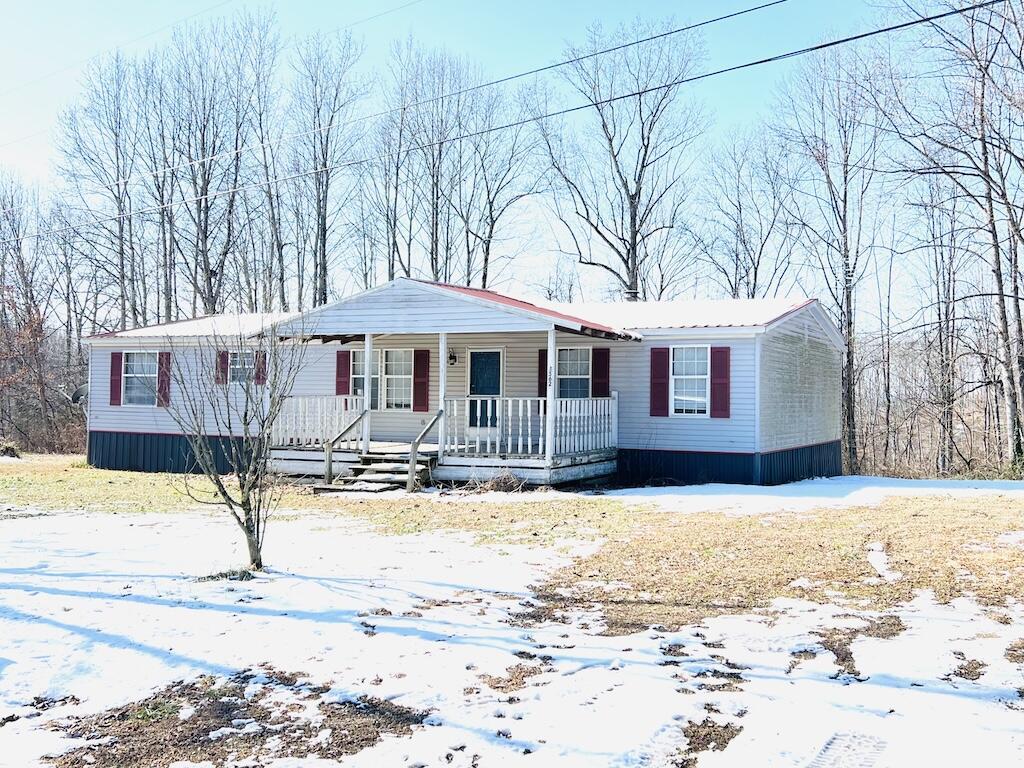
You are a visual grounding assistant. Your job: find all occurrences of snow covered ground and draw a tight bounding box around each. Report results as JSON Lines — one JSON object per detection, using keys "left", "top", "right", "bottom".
{"left": 414, "top": 474, "right": 1024, "bottom": 516}
{"left": 1, "top": 506, "right": 1022, "bottom": 767}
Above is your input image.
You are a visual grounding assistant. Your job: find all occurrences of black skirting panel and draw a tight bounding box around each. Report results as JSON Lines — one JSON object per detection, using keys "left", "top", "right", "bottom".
{"left": 616, "top": 440, "right": 842, "bottom": 487}
{"left": 87, "top": 431, "right": 240, "bottom": 474}
{"left": 757, "top": 440, "right": 842, "bottom": 486}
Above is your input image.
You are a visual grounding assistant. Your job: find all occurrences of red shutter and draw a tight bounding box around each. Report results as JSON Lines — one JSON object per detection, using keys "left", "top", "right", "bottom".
{"left": 335, "top": 349, "right": 351, "bottom": 395}
{"left": 710, "top": 346, "right": 731, "bottom": 418}
{"left": 109, "top": 352, "right": 123, "bottom": 406}
{"left": 156, "top": 352, "right": 171, "bottom": 407}
{"left": 650, "top": 348, "right": 669, "bottom": 417}
{"left": 254, "top": 351, "right": 267, "bottom": 385}
{"left": 592, "top": 348, "right": 610, "bottom": 398}
{"left": 215, "top": 351, "right": 229, "bottom": 384}
{"left": 413, "top": 349, "right": 430, "bottom": 412}
{"left": 537, "top": 349, "right": 547, "bottom": 397}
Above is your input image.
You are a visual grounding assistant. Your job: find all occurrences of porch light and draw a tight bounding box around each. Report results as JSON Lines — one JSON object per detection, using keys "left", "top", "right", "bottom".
{"left": 448, "top": 350, "right": 457, "bottom": 366}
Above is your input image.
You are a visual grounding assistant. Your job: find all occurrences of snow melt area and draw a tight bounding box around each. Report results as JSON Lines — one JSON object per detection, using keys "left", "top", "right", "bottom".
{"left": 1, "top": 512, "right": 1023, "bottom": 767}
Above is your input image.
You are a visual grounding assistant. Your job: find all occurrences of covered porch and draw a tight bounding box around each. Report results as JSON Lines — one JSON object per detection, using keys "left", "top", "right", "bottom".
{"left": 267, "top": 279, "right": 634, "bottom": 488}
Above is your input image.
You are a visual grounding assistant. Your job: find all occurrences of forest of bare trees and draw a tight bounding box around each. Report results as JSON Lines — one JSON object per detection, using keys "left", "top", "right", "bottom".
{"left": 2, "top": 1, "right": 1024, "bottom": 479}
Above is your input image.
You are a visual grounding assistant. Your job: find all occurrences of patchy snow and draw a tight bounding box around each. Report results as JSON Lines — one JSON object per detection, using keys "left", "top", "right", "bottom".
{"left": 330, "top": 474, "right": 1024, "bottom": 516}
{"left": 866, "top": 542, "right": 902, "bottom": 583}
{"left": 0, "top": 511, "right": 1022, "bottom": 767}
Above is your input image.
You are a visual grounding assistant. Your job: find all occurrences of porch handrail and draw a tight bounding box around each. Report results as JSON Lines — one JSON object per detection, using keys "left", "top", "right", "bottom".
{"left": 324, "top": 409, "right": 368, "bottom": 484}
{"left": 407, "top": 408, "right": 443, "bottom": 492}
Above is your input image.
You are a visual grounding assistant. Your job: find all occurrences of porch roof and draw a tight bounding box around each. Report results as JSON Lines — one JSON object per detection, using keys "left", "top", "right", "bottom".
{"left": 272, "top": 278, "right": 641, "bottom": 341}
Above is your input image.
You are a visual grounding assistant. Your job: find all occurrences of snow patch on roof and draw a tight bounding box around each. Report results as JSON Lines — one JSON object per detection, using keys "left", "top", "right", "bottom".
{"left": 87, "top": 312, "right": 296, "bottom": 341}
{"left": 538, "top": 297, "right": 814, "bottom": 330}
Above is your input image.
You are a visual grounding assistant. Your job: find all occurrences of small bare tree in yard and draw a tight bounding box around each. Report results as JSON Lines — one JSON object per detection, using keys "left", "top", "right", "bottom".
{"left": 165, "top": 324, "right": 304, "bottom": 569}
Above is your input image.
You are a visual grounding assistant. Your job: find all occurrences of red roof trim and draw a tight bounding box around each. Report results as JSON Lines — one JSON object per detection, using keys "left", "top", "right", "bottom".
{"left": 416, "top": 280, "right": 620, "bottom": 335}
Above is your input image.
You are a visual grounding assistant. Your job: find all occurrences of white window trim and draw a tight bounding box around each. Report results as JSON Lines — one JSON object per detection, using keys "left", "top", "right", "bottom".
{"left": 381, "top": 348, "right": 415, "bottom": 411}
{"left": 351, "top": 348, "right": 381, "bottom": 410}
{"left": 556, "top": 346, "right": 591, "bottom": 399}
{"left": 121, "top": 350, "right": 160, "bottom": 408}
{"left": 227, "top": 350, "right": 256, "bottom": 384}
{"left": 465, "top": 348, "right": 505, "bottom": 398}
{"left": 670, "top": 344, "right": 711, "bottom": 419}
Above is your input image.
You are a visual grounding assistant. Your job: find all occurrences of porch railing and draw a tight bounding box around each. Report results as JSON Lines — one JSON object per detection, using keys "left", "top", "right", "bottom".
{"left": 271, "top": 395, "right": 364, "bottom": 448}
{"left": 444, "top": 393, "right": 617, "bottom": 458}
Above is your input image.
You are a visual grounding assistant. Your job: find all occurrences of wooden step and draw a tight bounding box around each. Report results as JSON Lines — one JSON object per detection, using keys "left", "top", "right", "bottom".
{"left": 337, "top": 472, "right": 418, "bottom": 484}
{"left": 352, "top": 462, "right": 429, "bottom": 473}
{"left": 312, "top": 481, "right": 401, "bottom": 494}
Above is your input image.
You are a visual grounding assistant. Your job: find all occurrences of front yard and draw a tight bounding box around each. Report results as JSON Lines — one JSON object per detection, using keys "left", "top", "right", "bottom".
{"left": 1, "top": 455, "right": 1023, "bottom": 766}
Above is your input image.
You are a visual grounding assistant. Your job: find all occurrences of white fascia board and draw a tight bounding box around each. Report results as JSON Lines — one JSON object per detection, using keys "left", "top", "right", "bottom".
{"left": 636, "top": 326, "right": 763, "bottom": 340}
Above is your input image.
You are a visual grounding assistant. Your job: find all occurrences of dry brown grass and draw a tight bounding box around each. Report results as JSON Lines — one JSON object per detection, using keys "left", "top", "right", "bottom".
{"left": 535, "top": 495, "right": 1024, "bottom": 633}
{"left": 7, "top": 455, "right": 1024, "bottom": 636}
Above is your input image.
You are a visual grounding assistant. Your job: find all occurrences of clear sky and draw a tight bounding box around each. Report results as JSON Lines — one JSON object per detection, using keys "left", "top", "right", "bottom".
{"left": 1, "top": 0, "right": 876, "bottom": 184}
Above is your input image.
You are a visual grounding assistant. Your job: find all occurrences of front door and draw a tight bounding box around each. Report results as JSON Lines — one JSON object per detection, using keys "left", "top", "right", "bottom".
{"left": 468, "top": 350, "right": 501, "bottom": 428}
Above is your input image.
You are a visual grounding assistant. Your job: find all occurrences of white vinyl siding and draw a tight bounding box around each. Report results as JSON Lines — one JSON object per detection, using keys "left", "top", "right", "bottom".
{"left": 758, "top": 312, "right": 842, "bottom": 452}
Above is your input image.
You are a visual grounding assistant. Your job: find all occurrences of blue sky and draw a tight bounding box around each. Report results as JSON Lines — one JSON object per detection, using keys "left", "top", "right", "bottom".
{"left": 1, "top": 0, "right": 875, "bottom": 184}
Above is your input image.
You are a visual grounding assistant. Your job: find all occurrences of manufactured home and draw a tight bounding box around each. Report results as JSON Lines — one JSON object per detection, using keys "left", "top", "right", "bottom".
{"left": 84, "top": 278, "right": 844, "bottom": 488}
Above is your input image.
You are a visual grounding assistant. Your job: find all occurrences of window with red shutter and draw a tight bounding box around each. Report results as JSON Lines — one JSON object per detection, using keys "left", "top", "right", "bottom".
{"left": 412, "top": 349, "right": 430, "bottom": 412}
{"left": 592, "top": 348, "right": 610, "bottom": 398}
{"left": 710, "top": 346, "right": 731, "bottom": 419}
{"left": 156, "top": 352, "right": 171, "bottom": 406}
{"left": 109, "top": 352, "right": 123, "bottom": 406}
{"left": 650, "top": 348, "right": 669, "bottom": 417}
{"left": 335, "top": 350, "right": 351, "bottom": 395}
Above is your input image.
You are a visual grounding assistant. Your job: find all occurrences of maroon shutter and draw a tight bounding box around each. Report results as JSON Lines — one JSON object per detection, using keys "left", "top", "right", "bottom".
{"left": 710, "top": 346, "right": 731, "bottom": 419}
{"left": 537, "top": 349, "right": 547, "bottom": 397}
{"left": 592, "top": 348, "right": 610, "bottom": 398}
{"left": 254, "top": 351, "right": 267, "bottom": 385}
{"left": 650, "top": 348, "right": 669, "bottom": 417}
{"left": 335, "top": 350, "right": 351, "bottom": 395}
{"left": 109, "top": 352, "right": 123, "bottom": 406}
{"left": 156, "top": 352, "right": 171, "bottom": 407}
{"left": 215, "top": 351, "right": 229, "bottom": 384}
{"left": 413, "top": 349, "right": 430, "bottom": 412}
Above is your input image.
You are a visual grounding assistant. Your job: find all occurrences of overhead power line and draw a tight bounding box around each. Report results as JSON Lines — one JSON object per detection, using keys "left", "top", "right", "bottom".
{"left": 0, "top": 0, "right": 792, "bottom": 204}
{"left": 0, "top": 0, "right": 1005, "bottom": 248}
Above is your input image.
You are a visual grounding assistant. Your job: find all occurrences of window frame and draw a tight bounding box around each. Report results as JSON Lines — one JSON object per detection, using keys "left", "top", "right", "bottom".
{"left": 351, "top": 348, "right": 381, "bottom": 410}
{"left": 227, "top": 350, "right": 257, "bottom": 384}
{"left": 381, "top": 348, "right": 414, "bottom": 411}
{"left": 669, "top": 344, "right": 711, "bottom": 418}
{"left": 121, "top": 350, "right": 160, "bottom": 408}
{"left": 556, "top": 346, "right": 591, "bottom": 400}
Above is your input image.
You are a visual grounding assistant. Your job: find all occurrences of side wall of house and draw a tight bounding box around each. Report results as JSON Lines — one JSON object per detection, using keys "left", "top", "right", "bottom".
{"left": 756, "top": 309, "right": 843, "bottom": 483}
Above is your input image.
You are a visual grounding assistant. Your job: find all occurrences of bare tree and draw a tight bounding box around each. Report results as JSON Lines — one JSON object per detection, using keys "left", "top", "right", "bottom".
{"left": 537, "top": 18, "right": 705, "bottom": 300}
{"left": 776, "top": 46, "right": 884, "bottom": 473}
{"left": 167, "top": 327, "right": 305, "bottom": 569}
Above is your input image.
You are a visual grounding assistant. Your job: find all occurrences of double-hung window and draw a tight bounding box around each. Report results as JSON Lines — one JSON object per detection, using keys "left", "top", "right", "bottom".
{"left": 557, "top": 347, "right": 591, "bottom": 399}
{"left": 228, "top": 351, "right": 256, "bottom": 383}
{"left": 352, "top": 349, "right": 413, "bottom": 410}
{"left": 671, "top": 346, "right": 710, "bottom": 416}
{"left": 123, "top": 351, "right": 159, "bottom": 406}
{"left": 352, "top": 349, "right": 381, "bottom": 409}
{"left": 382, "top": 349, "right": 413, "bottom": 410}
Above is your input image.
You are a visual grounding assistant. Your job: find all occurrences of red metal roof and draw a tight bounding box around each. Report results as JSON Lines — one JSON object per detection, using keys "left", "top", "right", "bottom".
{"left": 418, "top": 280, "right": 622, "bottom": 335}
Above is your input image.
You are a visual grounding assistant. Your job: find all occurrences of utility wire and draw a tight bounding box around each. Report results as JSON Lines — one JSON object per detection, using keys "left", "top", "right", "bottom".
{"left": 0, "top": 0, "right": 791, "bottom": 208}
{"left": 0, "top": 0, "right": 1005, "bottom": 248}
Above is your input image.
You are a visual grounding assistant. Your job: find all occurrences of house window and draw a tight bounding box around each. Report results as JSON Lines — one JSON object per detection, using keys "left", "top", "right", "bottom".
{"left": 557, "top": 347, "right": 590, "bottom": 399}
{"left": 671, "top": 346, "right": 710, "bottom": 416}
{"left": 123, "top": 351, "right": 158, "bottom": 406}
{"left": 228, "top": 351, "right": 256, "bottom": 383}
{"left": 352, "top": 349, "right": 380, "bottom": 409}
{"left": 383, "top": 349, "right": 413, "bottom": 410}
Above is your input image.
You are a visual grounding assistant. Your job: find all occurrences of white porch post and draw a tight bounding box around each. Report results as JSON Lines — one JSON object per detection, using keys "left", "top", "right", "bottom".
{"left": 545, "top": 327, "right": 556, "bottom": 466}
{"left": 437, "top": 332, "right": 447, "bottom": 462}
{"left": 362, "top": 333, "right": 372, "bottom": 455}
